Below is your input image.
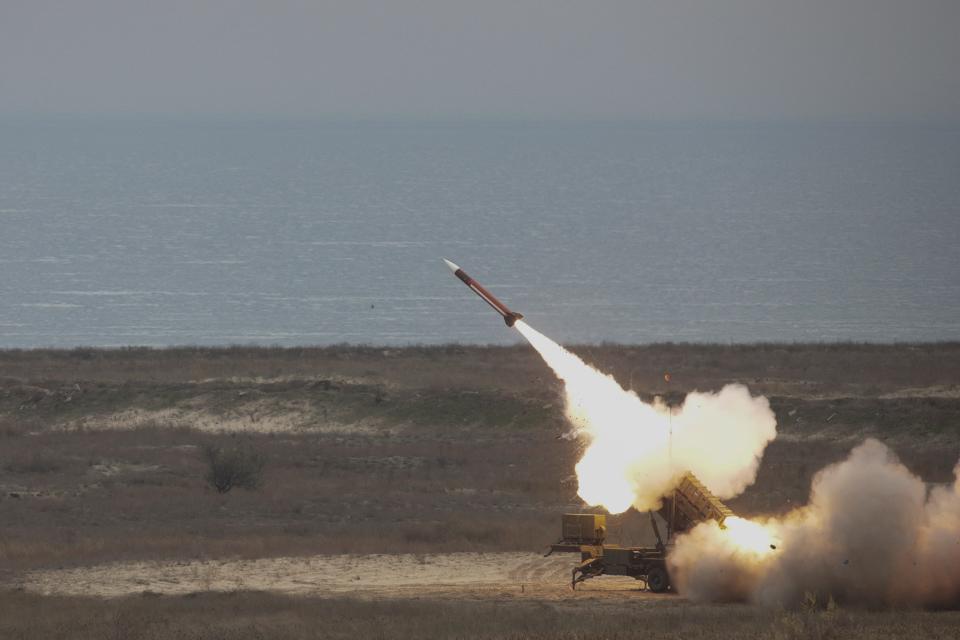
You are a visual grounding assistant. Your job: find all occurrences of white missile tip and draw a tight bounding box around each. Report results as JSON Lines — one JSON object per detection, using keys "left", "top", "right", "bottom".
{"left": 443, "top": 258, "right": 460, "bottom": 273}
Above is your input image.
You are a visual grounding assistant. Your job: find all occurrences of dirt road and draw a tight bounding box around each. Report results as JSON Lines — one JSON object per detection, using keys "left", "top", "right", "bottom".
{"left": 16, "top": 552, "right": 669, "bottom": 603}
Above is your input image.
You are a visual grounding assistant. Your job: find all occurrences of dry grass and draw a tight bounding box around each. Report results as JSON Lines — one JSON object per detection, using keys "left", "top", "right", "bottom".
{"left": 1, "top": 342, "right": 959, "bottom": 393}
{"left": 0, "top": 424, "right": 578, "bottom": 572}
{"left": 1, "top": 589, "right": 959, "bottom": 639}
{"left": 1, "top": 345, "right": 959, "bottom": 636}
{"left": 0, "top": 344, "right": 958, "bottom": 576}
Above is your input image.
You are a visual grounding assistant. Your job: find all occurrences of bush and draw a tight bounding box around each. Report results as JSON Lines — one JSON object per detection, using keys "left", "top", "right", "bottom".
{"left": 5, "top": 453, "right": 63, "bottom": 474}
{"left": 202, "top": 444, "right": 265, "bottom": 494}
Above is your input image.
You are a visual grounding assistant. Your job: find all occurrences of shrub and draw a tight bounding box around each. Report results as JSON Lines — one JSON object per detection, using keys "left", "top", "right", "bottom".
{"left": 5, "top": 453, "right": 63, "bottom": 474}
{"left": 202, "top": 444, "right": 265, "bottom": 494}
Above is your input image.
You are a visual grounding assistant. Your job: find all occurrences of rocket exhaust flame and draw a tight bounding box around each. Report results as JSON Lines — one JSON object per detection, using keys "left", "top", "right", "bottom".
{"left": 720, "top": 516, "right": 781, "bottom": 556}
{"left": 513, "top": 320, "right": 777, "bottom": 514}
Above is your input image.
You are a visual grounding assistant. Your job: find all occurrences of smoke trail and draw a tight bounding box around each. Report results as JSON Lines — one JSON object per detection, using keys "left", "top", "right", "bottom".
{"left": 515, "top": 321, "right": 777, "bottom": 513}
{"left": 668, "top": 439, "right": 960, "bottom": 608}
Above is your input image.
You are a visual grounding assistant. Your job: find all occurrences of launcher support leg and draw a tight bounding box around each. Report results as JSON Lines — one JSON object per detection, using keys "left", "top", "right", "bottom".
{"left": 571, "top": 557, "right": 604, "bottom": 590}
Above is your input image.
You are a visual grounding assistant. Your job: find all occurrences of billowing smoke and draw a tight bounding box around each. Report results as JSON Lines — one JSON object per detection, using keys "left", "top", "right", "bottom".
{"left": 514, "top": 321, "right": 960, "bottom": 607}
{"left": 669, "top": 439, "right": 960, "bottom": 608}
{"left": 515, "top": 321, "right": 777, "bottom": 513}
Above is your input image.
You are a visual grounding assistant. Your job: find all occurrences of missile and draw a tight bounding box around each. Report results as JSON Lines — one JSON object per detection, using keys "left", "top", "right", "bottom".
{"left": 444, "top": 259, "right": 524, "bottom": 327}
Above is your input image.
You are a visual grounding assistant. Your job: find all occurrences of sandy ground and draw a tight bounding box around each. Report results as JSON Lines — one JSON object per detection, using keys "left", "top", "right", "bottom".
{"left": 15, "top": 552, "right": 664, "bottom": 602}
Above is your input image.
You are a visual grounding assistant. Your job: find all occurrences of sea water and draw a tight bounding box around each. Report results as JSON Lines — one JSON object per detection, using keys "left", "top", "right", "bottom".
{"left": 1, "top": 119, "right": 958, "bottom": 347}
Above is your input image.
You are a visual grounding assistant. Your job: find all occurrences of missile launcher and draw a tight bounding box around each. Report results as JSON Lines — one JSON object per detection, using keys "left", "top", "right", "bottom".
{"left": 546, "top": 471, "right": 735, "bottom": 593}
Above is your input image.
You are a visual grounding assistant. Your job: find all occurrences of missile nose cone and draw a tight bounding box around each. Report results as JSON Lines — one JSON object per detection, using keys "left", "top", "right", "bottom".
{"left": 443, "top": 258, "right": 461, "bottom": 274}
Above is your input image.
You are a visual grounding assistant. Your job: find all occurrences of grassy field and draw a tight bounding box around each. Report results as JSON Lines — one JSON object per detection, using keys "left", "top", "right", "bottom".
{"left": 3, "top": 589, "right": 960, "bottom": 639}
{"left": 1, "top": 344, "right": 958, "bottom": 574}
{"left": 1, "top": 344, "right": 958, "bottom": 636}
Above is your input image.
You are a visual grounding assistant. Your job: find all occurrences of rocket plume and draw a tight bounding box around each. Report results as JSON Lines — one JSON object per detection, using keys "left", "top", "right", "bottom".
{"left": 514, "top": 320, "right": 777, "bottom": 514}
{"left": 512, "top": 317, "right": 960, "bottom": 607}
{"left": 669, "top": 439, "right": 960, "bottom": 608}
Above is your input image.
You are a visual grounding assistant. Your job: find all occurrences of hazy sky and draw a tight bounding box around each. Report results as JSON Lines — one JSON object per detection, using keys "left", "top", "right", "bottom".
{"left": 2, "top": 0, "right": 958, "bottom": 120}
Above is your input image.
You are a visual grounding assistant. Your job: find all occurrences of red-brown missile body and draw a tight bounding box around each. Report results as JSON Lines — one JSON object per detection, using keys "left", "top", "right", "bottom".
{"left": 444, "top": 259, "right": 524, "bottom": 327}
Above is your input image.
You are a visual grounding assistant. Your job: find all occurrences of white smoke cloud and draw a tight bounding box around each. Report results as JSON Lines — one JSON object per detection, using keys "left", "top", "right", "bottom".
{"left": 669, "top": 439, "right": 960, "bottom": 608}
{"left": 514, "top": 320, "right": 960, "bottom": 607}
{"left": 515, "top": 321, "right": 777, "bottom": 513}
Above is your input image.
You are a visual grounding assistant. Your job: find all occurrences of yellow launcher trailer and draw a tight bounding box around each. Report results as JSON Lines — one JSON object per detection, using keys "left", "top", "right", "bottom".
{"left": 546, "top": 471, "right": 734, "bottom": 593}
